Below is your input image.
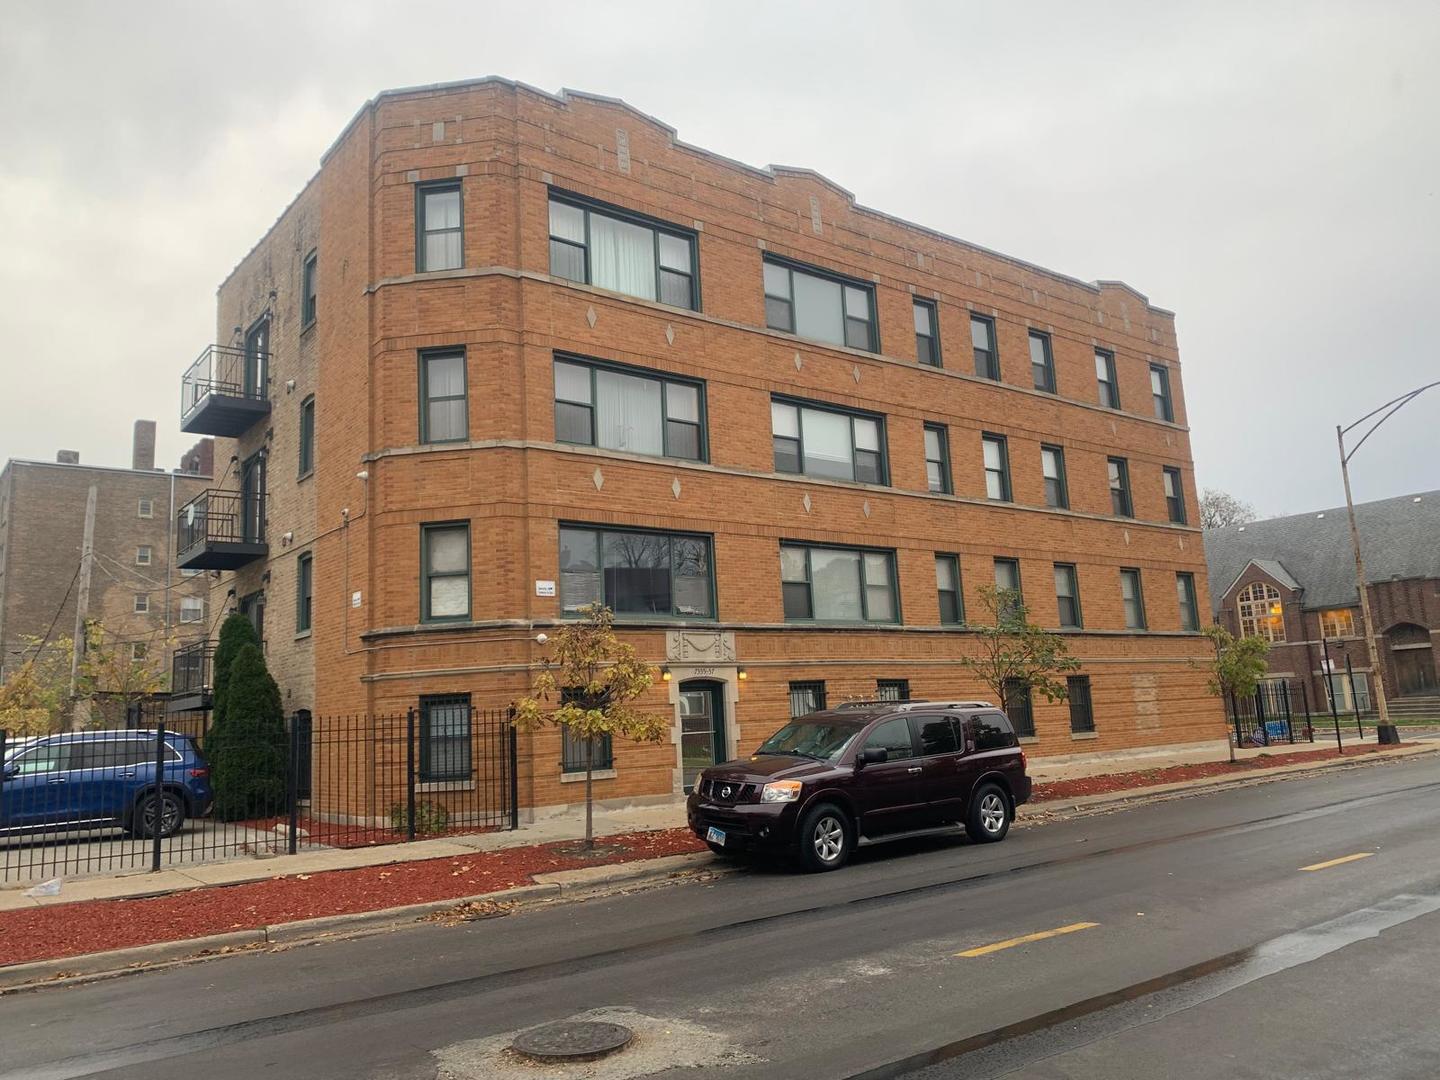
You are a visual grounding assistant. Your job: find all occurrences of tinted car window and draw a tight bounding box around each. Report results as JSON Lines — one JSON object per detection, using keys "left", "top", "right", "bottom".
{"left": 863, "top": 717, "right": 915, "bottom": 761}
{"left": 913, "top": 714, "right": 959, "bottom": 756}
{"left": 10, "top": 742, "right": 69, "bottom": 775}
{"left": 72, "top": 740, "right": 155, "bottom": 769}
{"left": 971, "top": 712, "right": 1016, "bottom": 752}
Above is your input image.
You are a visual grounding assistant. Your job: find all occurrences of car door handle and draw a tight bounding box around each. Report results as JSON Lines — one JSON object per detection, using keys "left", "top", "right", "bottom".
{"left": 907, "top": 766, "right": 923, "bottom": 774}
{"left": 47, "top": 777, "right": 67, "bottom": 784}
{"left": 121, "top": 771, "right": 136, "bottom": 778}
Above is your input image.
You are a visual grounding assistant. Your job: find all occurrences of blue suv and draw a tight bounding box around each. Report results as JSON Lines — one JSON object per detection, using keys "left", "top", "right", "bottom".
{"left": 1, "top": 730, "right": 213, "bottom": 839}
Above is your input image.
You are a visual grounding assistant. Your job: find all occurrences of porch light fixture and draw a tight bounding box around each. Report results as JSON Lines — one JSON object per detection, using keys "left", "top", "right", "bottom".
{"left": 661, "top": 666, "right": 672, "bottom": 682}
{"left": 737, "top": 667, "right": 748, "bottom": 681}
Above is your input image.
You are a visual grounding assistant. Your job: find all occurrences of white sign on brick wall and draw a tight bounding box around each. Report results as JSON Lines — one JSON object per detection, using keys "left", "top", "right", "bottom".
{"left": 535, "top": 580, "right": 557, "bottom": 597}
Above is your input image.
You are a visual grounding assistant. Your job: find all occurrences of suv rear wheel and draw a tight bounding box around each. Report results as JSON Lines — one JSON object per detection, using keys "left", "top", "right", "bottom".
{"left": 965, "top": 783, "right": 1010, "bottom": 843}
{"left": 796, "top": 802, "right": 853, "bottom": 872}
{"left": 129, "top": 790, "right": 185, "bottom": 839}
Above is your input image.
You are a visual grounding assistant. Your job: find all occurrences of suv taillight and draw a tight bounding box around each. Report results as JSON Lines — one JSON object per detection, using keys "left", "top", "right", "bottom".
{"left": 1019, "top": 749, "right": 1027, "bottom": 770}
{"left": 189, "top": 767, "right": 210, "bottom": 779}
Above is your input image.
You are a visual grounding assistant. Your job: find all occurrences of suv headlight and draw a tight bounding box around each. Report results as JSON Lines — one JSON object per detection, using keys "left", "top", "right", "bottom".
{"left": 761, "top": 780, "right": 803, "bottom": 803}
{"left": 692, "top": 774, "right": 707, "bottom": 797}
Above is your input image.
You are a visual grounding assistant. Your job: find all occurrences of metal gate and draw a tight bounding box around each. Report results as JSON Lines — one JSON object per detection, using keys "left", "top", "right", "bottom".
{"left": 1228, "top": 679, "right": 1315, "bottom": 748}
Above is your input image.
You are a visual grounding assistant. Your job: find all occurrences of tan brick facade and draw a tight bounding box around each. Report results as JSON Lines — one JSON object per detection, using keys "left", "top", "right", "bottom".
{"left": 196, "top": 77, "right": 1225, "bottom": 816}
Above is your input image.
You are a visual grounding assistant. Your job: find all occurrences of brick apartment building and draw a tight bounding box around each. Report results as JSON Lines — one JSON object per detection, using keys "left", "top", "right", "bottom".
{"left": 0, "top": 423, "right": 214, "bottom": 723}
{"left": 1206, "top": 490, "right": 1440, "bottom": 717}
{"left": 174, "top": 76, "right": 1223, "bottom": 816}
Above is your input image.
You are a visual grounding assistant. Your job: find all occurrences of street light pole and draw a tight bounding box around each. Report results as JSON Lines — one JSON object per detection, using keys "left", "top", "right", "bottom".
{"left": 1336, "top": 380, "right": 1440, "bottom": 747}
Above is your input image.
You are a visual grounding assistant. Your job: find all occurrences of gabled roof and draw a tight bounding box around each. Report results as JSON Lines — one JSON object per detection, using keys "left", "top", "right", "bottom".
{"left": 1204, "top": 490, "right": 1440, "bottom": 613}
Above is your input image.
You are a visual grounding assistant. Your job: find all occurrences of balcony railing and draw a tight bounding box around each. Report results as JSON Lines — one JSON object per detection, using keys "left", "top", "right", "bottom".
{"left": 176, "top": 488, "right": 267, "bottom": 571}
{"left": 180, "top": 344, "right": 271, "bottom": 436}
{"left": 170, "top": 640, "right": 215, "bottom": 711}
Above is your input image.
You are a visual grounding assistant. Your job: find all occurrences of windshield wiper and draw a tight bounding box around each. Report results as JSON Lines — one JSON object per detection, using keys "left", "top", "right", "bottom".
{"left": 764, "top": 748, "right": 823, "bottom": 760}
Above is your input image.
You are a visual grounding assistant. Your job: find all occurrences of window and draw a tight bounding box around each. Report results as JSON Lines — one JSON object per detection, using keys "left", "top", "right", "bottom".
{"left": 862, "top": 716, "right": 915, "bottom": 760}
{"left": 781, "top": 543, "right": 898, "bottom": 623}
{"left": 772, "top": 399, "right": 886, "bottom": 484}
{"left": 1324, "top": 671, "right": 1371, "bottom": 714}
{"left": 914, "top": 300, "right": 940, "bottom": 366}
{"left": 936, "top": 554, "right": 963, "bottom": 625}
{"left": 972, "top": 711, "right": 1016, "bottom": 751}
{"left": 1237, "top": 581, "right": 1285, "bottom": 642}
{"left": 130, "top": 642, "right": 149, "bottom": 662}
{"left": 1096, "top": 350, "right": 1120, "bottom": 409}
{"left": 419, "top": 694, "right": 472, "bottom": 781}
{"left": 763, "top": 257, "right": 876, "bottom": 351}
{"left": 548, "top": 193, "right": 698, "bottom": 309}
{"left": 180, "top": 597, "right": 204, "bottom": 624}
{"left": 560, "top": 526, "right": 714, "bottom": 618}
{"left": 924, "top": 424, "right": 951, "bottom": 494}
{"left": 1120, "top": 568, "right": 1147, "bottom": 630}
{"left": 1067, "top": 676, "right": 1095, "bottom": 733}
{"left": 296, "top": 553, "right": 313, "bottom": 633}
{"left": 971, "top": 315, "right": 999, "bottom": 379}
{"left": 1108, "top": 457, "right": 1133, "bottom": 517}
{"left": 420, "top": 349, "right": 468, "bottom": 444}
{"left": 1039, "top": 445, "right": 1069, "bottom": 509}
{"left": 876, "top": 679, "right": 911, "bottom": 702}
{"left": 1176, "top": 572, "right": 1200, "bottom": 632}
{"left": 1003, "top": 678, "right": 1034, "bottom": 738}
{"left": 982, "top": 435, "right": 1011, "bottom": 501}
{"left": 134, "top": 594, "right": 150, "bottom": 614}
{"left": 136, "top": 546, "right": 152, "bottom": 566}
{"left": 416, "top": 181, "right": 462, "bottom": 272}
{"left": 1029, "top": 331, "right": 1055, "bottom": 393}
{"left": 994, "top": 557, "right": 1022, "bottom": 602}
{"left": 421, "top": 523, "right": 470, "bottom": 623}
{"left": 914, "top": 713, "right": 959, "bottom": 755}
{"left": 1320, "top": 608, "right": 1356, "bottom": 638}
{"left": 1150, "top": 364, "right": 1174, "bottom": 421}
{"left": 301, "top": 250, "right": 318, "bottom": 327}
{"left": 789, "top": 680, "right": 827, "bottom": 718}
{"left": 1054, "top": 563, "right": 1082, "bottom": 628}
{"left": 554, "top": 357, "right": 704, "bottom": 461}
{"left": 1163, "top": 467, "right": 1186, "bottom": 524}
{"left": 298, "top": 395, "right": 315, "bottom": 476}
{"left": 137, "top": 498, "right": 153, "bottom": 519}
{"left": 561, "top": 726, "right": 614, "bottom": 773}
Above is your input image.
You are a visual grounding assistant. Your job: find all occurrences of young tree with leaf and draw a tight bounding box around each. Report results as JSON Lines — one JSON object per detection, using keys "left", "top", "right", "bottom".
{"left": 0, "top": 635, "right": 75, "bottom": 735}
{"left": 513, "top": 604, "right": 667, "bottom": 850}
{"left": 1198, "top": 624, "right": 1270, "bottom": 759}
{"left": 957, "top": 586, "right": 1081, "bottom": 713}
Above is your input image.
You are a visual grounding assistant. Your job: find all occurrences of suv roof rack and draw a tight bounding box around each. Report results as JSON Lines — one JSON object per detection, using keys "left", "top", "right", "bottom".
{"left": 833, "top": 699, "right": 996, "bottom": 713}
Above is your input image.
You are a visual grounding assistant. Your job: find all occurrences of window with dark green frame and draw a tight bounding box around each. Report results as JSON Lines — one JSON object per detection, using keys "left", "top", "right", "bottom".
{"left": 1029, "top": 331, "right": 1056, "bottom": 392}
{"left": 560, "top": 687, "right": 614, "bottom": 772}
{"left": 781, "top": 543, "right": 898, "bottom": 623}
{"left": 420, "top": 349, "right": 467, "bottom": 444}
{"left": 1003, "top": 678, "right": 1035, "bottom": 737}
{"left": 416, "top": 181, "right": 462, "bottom": 272}
{"left": 982, "top": 434, "right": 1011, "bottom": 501}
{"left": 1176, "top": 572, "right": 1200, "bottom": 632}
{"left": 1150, "top": 363, "right": 1174, "bottom": 421}
{"left": 1054, "top": 562, "right": 1081, "bottom": 628}
{"left": 924, "top": 423, "right": 951, "bottom": 494}
{"left": 1067, "top": 675, "right": 1095, "bottom": 733}
{"left": 914, "top": 299, "right": 940, "bottom": 366}
{"left": 298, "top": 395, "right": 315, "bottom": 477}
{"left": 936, "top": 553, "right": 963, "bottom": 625}
{"left": 1108, "top": 457, "right": 1133, "bottom": 517}
{"left": 971, "top": 314, "right": 999, "bottom": 379}
{"left": 419, "top": 694, "right": 472, "bottom": 781}
{"left": 994, "top": 557, "right": 1022, "bottom": 603}
{"left": 559, "top": 526, "right": 714, "bottom": 618}
{"left": 1163, "top": 466, "right": 1187, "bottom": 524}
{"left": 421, "top": 522, "right": 470, "bottom": 623}
{"left": 553, "top": 356, "right": 704, "bottom": 461}
{"left": 1120, "top": 568, "right": 1147, "bottom": 630}
{"left": 301, "top": 250, "right": 317, "bottom": 328}
{"left": 1096, "top": 349, "right": 1120, "bottom": 409}
{"left": 296, "top": 552, "right": 313, "bottom": 633}
{"left": 547, "top": 192, "right": 698, "bottom": 310}
{"left": 1041, "top": 444, "right": 1068, "bottom": 509}
{"left": 772, "top": 398, "right": 886, "bottom": 484}
{"left": 763, "top": 256, "right": 877, "bottom": 351}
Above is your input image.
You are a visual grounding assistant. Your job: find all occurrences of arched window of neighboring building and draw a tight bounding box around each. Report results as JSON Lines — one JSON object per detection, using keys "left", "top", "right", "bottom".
{"left": 1238, "top": 581, "right": 1287, "bottom": 642}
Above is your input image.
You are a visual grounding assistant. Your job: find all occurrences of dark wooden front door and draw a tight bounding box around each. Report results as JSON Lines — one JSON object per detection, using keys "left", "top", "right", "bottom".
{"left": 1395, "top": 648, "right": 1438, "bottom": 696}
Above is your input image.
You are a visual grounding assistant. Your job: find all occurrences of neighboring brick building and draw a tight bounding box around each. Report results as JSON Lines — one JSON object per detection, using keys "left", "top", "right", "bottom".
{"left": 175, "top": 76, "right": 1222, "bottom": 817}
{"left": 0, "top": 424, "right": 214, "bottom": 722}
{"left": 1206, "top": 490, "right": 1440, "bottom": 717}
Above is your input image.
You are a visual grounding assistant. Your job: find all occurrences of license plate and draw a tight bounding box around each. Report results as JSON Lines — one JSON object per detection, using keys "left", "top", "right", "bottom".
{"left": 705, "top": 827, "right": 726, "bottom": 846}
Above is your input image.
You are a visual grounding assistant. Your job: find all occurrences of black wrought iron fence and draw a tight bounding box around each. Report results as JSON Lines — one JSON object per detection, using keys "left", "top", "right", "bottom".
{"left": 0, "top": 709, "right": 517, "bottom": 885}
{"left": 1227, "top": 679, "right": 1315, "bottom": 748}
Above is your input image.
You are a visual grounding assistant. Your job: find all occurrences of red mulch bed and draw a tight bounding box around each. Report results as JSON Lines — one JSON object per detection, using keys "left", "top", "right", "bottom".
{"left": 0, "top": 828, "right": 704, "bottom": 967}
{"left": 237, "top": 816, "right": 503, "bottom": 850}
{"left": 1030, "top": 742, "right": 1412, "bottom": 802}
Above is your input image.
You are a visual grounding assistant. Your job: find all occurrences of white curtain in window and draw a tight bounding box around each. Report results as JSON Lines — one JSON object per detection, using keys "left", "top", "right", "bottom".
{"left": 590, "top": 214, "right": 656, "bottom": 300}
{"left": 802, "top": 409, "right": 852, "bottom": 479}
{"left": 864, "top": 553, "right": 894, "bottom": 621}
{"left": 811, "top": 549, "right": 863, "bottom": 620}
{"left": 595, "top": 370, "right": 663, "bottom": 455}
{"left": 793, "top": 272, "right": 844, "bottom": 346}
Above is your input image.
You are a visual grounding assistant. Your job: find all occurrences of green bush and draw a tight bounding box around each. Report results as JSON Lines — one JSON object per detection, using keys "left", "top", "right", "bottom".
{"left": 207, "top": 643, "right": 288, "bottom": 821}
{"left": 210, "top": 613, "right": 261, "bottom": 729}
{"left": 389, "top": 800, "right": 450, "bottom": 835}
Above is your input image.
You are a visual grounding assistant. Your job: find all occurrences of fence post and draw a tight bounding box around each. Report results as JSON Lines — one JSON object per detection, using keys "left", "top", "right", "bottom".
{"left": 1299, "top": 680, "right": 1314, "bottom": 742}
{"left": 1284, "top": 683, "right": 1295, "bottom": 744}
{"left": 508, "top": 724, "right": 520, "bottom": 831}
{"left": 405, "top": 708, "right": 417, "bottom": 842}
{"left": 1255, "top": 686, "right": 1268, "bottom": 746}
{"left": 286, "top": 712, "right": 301, "bottom": 856}
{"left": 151, "top": 723, "right": 167, "bottom": 873}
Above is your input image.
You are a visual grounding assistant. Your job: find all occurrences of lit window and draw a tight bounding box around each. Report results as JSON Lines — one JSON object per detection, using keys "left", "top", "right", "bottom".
{"left": 1319, "top": 608, "right": 1356, "bottom": 638}
{"left": 1237, "top": 581, "right": 1286, "bottom": 642}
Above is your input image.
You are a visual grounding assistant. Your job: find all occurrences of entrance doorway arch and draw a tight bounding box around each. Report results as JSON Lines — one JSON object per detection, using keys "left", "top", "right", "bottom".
{"left": 1387, "top": 623, "right": 1438, "bottom": 696}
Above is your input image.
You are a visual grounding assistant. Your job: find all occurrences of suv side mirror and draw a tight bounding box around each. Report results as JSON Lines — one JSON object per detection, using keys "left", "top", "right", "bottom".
{"left": 855, "top": 747, "right": 888, "bottom": 768}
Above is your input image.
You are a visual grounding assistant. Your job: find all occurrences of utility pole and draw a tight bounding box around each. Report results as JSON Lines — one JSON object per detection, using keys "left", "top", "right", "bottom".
{"left": 68, "top": 483, "right": 98, "bottom": 729}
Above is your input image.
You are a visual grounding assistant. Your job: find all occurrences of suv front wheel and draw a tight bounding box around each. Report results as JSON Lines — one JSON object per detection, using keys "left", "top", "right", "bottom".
{"left": 965, "top": 783, "right": 1010, "bottom": 843}
{"left": 796, "top": 802, "right": 853, "bottom": 872}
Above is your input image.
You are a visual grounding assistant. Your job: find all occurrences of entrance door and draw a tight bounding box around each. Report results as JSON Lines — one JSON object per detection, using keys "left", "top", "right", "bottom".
{"left": 243, "top": 317, "right": 269, "bottom": 399}
{"left": 679, "top": 682, "right": 725, "bottom": 788}
{"left": 240, "top": 453, "right": 266, "bottom": 543}
{"left": 1395, "top": 648, "right": 1438, "bottom": 696}
{"left": 240, "top": 591, "right": 265, "bottom": 644}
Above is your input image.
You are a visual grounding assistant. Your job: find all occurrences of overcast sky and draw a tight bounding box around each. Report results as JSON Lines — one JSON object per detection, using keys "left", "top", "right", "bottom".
{"left": 2, "top": 1, "right": 1436, "bottom": 514}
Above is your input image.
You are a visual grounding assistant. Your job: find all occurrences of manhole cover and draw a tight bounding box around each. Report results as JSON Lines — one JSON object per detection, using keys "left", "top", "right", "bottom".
{"left": 510, "top": 1020, "right": 635, "bottom": 1063}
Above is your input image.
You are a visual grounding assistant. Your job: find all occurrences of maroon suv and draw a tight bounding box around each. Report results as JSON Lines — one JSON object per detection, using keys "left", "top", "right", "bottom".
{"left": 687, "top": 700, "right": 1031, "bottom": 872}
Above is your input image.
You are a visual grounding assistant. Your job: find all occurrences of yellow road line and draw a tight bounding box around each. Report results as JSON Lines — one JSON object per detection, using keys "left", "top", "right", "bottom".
{"left": 1300, "top": 852, "right": 1374, "bottom": 872}
{"left": 956, "top": 922, "right": 1100, "bottom": 958}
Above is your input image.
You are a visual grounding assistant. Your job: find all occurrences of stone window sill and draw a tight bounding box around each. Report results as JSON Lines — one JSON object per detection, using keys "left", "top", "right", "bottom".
{"left": 1018, "top": 736, "right": 1039, "bottom": 745}
{"left": 559, "top": 769, "right": 618, "bottom": 784}
{"left": 1070, "top": 731, "right": 1099, "bottom": 741}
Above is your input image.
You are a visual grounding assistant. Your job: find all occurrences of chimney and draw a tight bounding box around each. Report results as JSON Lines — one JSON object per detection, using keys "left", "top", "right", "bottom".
{"left": 132, "top": 420, "right": 157, "bottom": 471}
{"left": 56, "top": 450, "right": 80, "bottom": 464}
{"left": 176, "top": 437, "right": 215, "bottom": 476}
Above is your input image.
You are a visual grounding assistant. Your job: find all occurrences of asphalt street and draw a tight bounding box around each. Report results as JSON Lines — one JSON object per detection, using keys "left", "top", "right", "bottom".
{"left": 1, "top": 754, "right": 1437, "bottom": 1080}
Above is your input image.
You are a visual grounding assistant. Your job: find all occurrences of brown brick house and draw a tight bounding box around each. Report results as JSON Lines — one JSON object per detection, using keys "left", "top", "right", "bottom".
{"left": 173, "top": 76, "right": 1223, "bottom": 818}
{"left": 1205, "top": 490, "right": 1440, "bottom": 717}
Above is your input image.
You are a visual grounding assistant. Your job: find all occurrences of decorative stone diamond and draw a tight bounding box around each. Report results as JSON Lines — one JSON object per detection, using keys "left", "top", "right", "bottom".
{"left": 671, "top": 477, "right": 682, "bottom": 500}
{"left": 665, "top": 324, "right": 675, "bottom": 346}
{"left": 862, "top": 500, "right": 871, "bottom": 519}
{"left": 1123, "top": 529, "right": 1131, "bottom": 545}
{"left": 586, "top": 306, "right": 597, "bottom": 329}
{"left": 852, "top": 365, "right": 861, "bottom": 384}
{"left": 793, "top": 352, "right": 803, "bottom": 371}
{"left": 802, "top": 493, "right": 812, "bottom": 514}
{"left": 592, "top": 467, "right": 604, "bottom": 491}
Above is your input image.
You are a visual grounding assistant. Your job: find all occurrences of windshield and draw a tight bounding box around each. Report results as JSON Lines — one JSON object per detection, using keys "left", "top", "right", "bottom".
{"left": 754, "top": 719, "right": 864, "bottom": 763}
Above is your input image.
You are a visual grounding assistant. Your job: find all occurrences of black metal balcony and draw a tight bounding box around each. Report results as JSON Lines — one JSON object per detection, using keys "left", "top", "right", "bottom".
{"left": 176, "top": 489, "right": 267, "bottom": 570}
{"left": 180, "top": 344, "right": 271, "bottom": 436}
{"left": 169, "top": 640, "right": 214, "bottom": 712}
